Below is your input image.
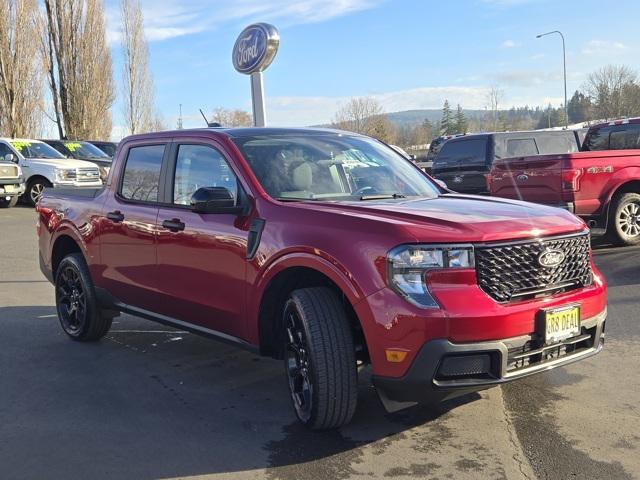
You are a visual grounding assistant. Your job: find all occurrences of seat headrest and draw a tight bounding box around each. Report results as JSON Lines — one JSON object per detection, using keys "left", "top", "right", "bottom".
{"left": 291, "top": 162, "right": 313, "bottom": 191}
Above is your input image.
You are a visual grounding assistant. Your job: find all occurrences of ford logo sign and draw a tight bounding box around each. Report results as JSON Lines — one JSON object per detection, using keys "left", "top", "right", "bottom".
{"left": 452, "top": 176, "right": 463, "bottom": 184}
{"left": 517, "top": 174, "right": 529, "bottom": 182}
{"left": 538, "top": 248, "right": 566, "bottom": 268}
{"left": 232, "top": 23, "right": 280, "bottom": 75}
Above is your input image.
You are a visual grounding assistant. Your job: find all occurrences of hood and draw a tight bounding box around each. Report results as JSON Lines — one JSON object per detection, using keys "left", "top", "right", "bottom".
{"left": 309, "top": 194, "right": 586, "bottom": 243}
{"left": 25, "top": 157, "right": 101, "bottom": 169}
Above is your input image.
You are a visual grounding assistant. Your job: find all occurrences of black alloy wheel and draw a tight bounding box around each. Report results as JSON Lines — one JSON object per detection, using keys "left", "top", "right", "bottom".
{"left": 284, "top": 300, "right": 314, "bottom": 423}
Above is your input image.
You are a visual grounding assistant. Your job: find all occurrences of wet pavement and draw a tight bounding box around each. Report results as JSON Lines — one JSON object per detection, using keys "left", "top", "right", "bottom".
{"left": 0, "top": 206, "right": 638, "bottom": 479}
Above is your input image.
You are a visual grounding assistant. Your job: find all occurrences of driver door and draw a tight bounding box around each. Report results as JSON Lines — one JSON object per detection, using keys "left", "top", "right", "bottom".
{"left": 155, "top": 142, "right": 249, "bottom": 339}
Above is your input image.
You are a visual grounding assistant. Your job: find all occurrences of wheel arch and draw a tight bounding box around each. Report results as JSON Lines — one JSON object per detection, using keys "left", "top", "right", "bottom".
{"left": 51, "top": 231, "right": 87, "bottom": 278}
{"left": 604, "top": 179, "right": 640, "bottom": 227}
{"left": 251, "top": 255, "right": 368, "bottom": 361}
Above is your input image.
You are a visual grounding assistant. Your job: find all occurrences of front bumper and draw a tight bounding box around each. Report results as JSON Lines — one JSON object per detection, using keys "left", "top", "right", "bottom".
{"left": 0, "top": 177, "right": 25, "bottom": 197}
{"left": 52, "top": 181, "right": 103, "bottom": 189}
{"left": 373, "top": 308, "right": 606, "bottom": 409}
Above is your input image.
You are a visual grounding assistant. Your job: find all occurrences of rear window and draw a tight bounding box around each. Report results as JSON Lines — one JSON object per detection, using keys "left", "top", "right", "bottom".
{"left": 583, "top": 126, "right": 612, "bottom": 151}
{"left": 506, "top": 139, "right": 538, "bottom": 157}
{"left": 120, "top": 144, "right": 165, "bottom": 202}
{"left": 435, "top": 138, "right": 487, "bottom": 166}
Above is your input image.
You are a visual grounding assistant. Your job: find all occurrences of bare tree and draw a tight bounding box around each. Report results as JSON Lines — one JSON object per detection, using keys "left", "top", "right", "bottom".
{"left": 210, "top": 107, "right": 252, "bottom": 127}
{"left": 331, "top": 97, "right": 396, "bottom": 143}
{"left": 42, "top": 0, "right": 115, "bottom": 139}
{"left": 0, "top": 0, "right": 43, "bottom": 137}
{"left": 121, "top": 0, "right": 156, "bottom": 134}
{"left": 585, "top": 65, "right": 640, "bottom": 120}
{"left": 486, "top": 86, "right": 504, "bottom": 131}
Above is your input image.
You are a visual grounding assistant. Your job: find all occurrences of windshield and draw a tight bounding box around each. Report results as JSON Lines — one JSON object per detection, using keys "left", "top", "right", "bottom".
{"left": 63, "top": 141, "right": 111, "bottom": 160}
{"left": 10, "top": 141, "right": 65, "bottom": 159}
{"left": 233, "top": 134, "right": 440, "bottom": 201}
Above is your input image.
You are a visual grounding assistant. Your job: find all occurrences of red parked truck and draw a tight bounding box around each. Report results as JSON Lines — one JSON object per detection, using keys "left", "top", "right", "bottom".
{"left": 489, "top": 118, "right": 640, "bottom": 246}
{"left": 38, "top": 128, "right": 607, "bottom": 429}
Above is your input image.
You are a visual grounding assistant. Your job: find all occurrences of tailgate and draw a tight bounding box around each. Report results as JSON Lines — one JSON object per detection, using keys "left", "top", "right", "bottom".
{"left": 490, "top": 155, "right": 565, "bottom": 205}
{"left": 434, "top": 163, "right": 489, "bottom": 194}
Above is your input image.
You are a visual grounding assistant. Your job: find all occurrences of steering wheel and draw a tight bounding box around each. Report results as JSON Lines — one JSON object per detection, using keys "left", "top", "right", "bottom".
{"left": 353, "top": 186, "right": 377, "bottom": 196}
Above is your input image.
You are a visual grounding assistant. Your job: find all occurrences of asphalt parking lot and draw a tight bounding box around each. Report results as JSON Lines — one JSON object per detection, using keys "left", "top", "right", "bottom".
{"left": 1, "top": 206, "right": 639, "bottom": 480}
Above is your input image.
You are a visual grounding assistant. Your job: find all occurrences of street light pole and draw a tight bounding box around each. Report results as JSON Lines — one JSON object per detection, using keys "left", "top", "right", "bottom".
{"left": 536, "top": 30, "right": 568, "bottom": 129}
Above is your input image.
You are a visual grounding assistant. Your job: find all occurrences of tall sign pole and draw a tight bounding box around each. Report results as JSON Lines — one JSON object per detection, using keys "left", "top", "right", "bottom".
{"left": 232, "top": 23, "right": 280, "bottom": 127}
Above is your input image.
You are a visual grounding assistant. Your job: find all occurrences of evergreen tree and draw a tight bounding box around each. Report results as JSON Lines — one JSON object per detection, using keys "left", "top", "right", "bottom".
{"left": 567, "top": 90, "right": 591, "bottom": 124}
{"left": 454, "top": 104, "right": 467, "bottom": 134}
{"left": 440, "top": 100, "right": 453, "bottom": 135}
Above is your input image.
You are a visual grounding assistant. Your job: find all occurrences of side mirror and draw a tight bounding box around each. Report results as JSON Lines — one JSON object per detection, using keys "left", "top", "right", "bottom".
{"left": 4, "top": 153, "right": 16, "bottom": 163}
{"left": 434, "top": 179, "right": 448, "bottom": 190}
{"left": 191, "top": 186, "right": 243, "bottom": 214}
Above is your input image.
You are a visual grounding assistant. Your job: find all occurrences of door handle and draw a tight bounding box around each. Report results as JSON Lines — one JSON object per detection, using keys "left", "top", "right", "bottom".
{"left": 106, "top": 210, "right": 124, "bottom": 223}
{"left": 162, "top": 218, "right": 185, "bottom": 232}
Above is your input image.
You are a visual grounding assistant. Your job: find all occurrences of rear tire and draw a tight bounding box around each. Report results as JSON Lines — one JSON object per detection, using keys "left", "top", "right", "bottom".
{"left": 0, "top": 196, "right": 18, "bottom": 208}
{"left": 608, "top": 192, "right": 640, "bottom": 246}
{"left": 25, "top": 177, "right": 51, "bottom": 206}
{"left": 283, "top": 287, "right": 358, "bottom": 430}
{"left": 55, "top": 253, "right": 112, "bottom": 341}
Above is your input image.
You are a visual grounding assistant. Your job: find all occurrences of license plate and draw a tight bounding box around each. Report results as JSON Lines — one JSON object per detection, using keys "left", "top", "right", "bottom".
{"left": 545, "top": 305, "right": 580, "bottom": 344}
{"left": 4, "top": 185, "right": 14, "bottom": 192}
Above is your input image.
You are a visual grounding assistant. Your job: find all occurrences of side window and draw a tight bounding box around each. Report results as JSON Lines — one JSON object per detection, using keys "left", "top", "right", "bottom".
{"left": 436, "top": 139, "right": 487, "bottom": 165}
{"left": 0, "top": 143, "right": 13, "bottom": 158}
{"left": 609, "top": 125, "right": 640, "bottom": 150}
{"left": 173, "top": 144, "right": 238, "bottom": 205}
{"left": 120, "top": 144, "right": 165, "bottom": 202}
{"left": 583, "top": 127, "right": 611, "bottom": 151}
{"left": 506, "top": 138, "right": 538, "bottom": 157}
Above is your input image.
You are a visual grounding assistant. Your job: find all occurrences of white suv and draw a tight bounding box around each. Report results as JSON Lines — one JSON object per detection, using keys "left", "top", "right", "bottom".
{"left": 0, "top": 138, "right": 103, "bottom": 205}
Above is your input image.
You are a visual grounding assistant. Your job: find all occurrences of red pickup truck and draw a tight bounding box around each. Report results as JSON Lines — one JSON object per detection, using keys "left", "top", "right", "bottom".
{"left": 37, "top": 127, "right": 606, "bottom": 429}
{"left": 489, "top": 118, "right": 640, "bottom": 246}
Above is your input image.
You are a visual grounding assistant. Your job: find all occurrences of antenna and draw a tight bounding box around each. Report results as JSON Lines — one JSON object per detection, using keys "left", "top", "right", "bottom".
{"left": 177, "top": 104, "right": 183, "bottom": 129}
{"left": 199, "top": 108, "right": 222, "bottom": 128}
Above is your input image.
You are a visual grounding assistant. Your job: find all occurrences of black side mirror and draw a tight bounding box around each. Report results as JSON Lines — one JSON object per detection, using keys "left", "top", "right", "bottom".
{"left": 191, "top": 186, "right": 243, "bottom": 214}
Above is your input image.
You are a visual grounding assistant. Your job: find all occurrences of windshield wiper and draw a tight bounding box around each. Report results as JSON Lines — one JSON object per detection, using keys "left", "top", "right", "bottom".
{"left": 360, "top": 193, "right": 406, "bottom": 201}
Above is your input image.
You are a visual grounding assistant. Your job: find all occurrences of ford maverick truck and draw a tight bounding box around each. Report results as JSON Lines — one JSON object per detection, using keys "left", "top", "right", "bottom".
{"left": 38, "top": 128, "right": 607, "bottom": 429}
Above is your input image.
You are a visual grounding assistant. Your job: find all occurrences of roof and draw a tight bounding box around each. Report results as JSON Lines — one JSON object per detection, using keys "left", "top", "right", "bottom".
{"left": 0, "top": 137, "right": 44, "bottom": 143}
{"left": 588, "top": 117, "right": 640, "bottom": 129}
{"left": 119, "top": 126, "right": 365, "bottom": 143}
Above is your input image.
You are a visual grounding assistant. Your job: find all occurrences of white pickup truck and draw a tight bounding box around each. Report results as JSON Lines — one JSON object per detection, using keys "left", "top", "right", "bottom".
{"left": 0, "top": 160, "right": 24, "bottom": 208}
{"left": 0, "top": 138, "right": 102, "bottom": 206}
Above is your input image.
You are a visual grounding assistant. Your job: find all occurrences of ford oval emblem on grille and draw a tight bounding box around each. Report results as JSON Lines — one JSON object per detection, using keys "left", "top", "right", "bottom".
{"left": 538, "top": 248, "right": 565, "bottom": 268}
{"left": 517, "top": 174, "right": 529, "bottom": 182}
{"left": 452, "top": 175, "right": 463, "bottom": 183}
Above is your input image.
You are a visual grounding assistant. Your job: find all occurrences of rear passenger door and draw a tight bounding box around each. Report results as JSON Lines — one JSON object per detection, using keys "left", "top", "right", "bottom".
{"left": 154, "top": 141, "right": 250, "bottom": 339}
{"left": 98, "top": 142, "right": 168, "bottom": 311}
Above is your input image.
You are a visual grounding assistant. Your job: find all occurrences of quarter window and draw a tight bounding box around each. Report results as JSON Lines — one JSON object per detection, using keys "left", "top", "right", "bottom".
{"left": 173, "top": 144, "right": 238, "bottom": 205}
{"left": 120, "top": 144, "right": 165, "bottom": 202}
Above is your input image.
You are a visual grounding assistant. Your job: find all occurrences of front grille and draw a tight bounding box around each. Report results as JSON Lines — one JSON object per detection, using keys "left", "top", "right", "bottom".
{"left": 76, "top": 167, "right": 101, "bottom": 182}
{"left": 0, "top": 164, "right": 18, "bottom": 178}
{"left": 506, "top": 324, "right": 597, "bottom": 373}
{"left": 475, "top": 233, "right": 592, "bottom": 302}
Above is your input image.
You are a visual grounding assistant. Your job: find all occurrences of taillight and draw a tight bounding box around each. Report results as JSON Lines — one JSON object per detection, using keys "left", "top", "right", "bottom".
{"left": 485, "top": 173, "right": 493, "bottom": 191}
{"left": 561, "top": 168, "right": 583, "bottom": 192}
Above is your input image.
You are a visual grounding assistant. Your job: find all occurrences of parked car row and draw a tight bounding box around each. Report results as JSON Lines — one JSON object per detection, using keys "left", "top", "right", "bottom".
{"left": 429, "top": 119, "right": 640, "bottom": 246}
{"left": 0, "top": 138, "right": 117, "bottom": 207}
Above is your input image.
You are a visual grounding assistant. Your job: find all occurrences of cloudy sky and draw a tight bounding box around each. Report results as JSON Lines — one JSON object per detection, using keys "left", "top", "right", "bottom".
{"left": 103, "top": 0, "right": 640, "bottom": 135}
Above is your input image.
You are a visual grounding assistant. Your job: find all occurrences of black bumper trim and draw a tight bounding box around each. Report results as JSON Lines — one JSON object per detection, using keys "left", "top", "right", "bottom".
{"left": 373, "top": 308, "right": 606, "bottom": 405}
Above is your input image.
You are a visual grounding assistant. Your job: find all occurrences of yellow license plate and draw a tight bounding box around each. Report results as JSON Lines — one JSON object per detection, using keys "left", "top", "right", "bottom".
{"left": 545, "top": 305, "right": 580, "bottom": 344}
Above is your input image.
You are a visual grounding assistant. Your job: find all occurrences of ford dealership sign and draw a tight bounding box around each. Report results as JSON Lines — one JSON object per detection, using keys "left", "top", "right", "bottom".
{"left": 232, "top": 23, "right": 280, "bottom": 75}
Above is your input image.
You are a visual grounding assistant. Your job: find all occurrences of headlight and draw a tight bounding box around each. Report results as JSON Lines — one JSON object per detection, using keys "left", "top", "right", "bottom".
{"left": 55, "top": 168, "right": 77, "bottom": 181}
{"left": 387, "top": 245, "right": 475, "bottom": 308}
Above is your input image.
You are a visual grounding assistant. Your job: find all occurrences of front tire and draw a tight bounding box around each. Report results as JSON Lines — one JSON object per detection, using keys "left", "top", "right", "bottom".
{"left": 25, "top": 177, "right": 52, "bottom": 206}
{"left": 55, "top": 253, "right": 112, "bottom": 341}
{"left": 283, "top": 287, "right": 358, "bottom": 430}
{"left": 608, "top": 192, "right": 640, "bottom": 246}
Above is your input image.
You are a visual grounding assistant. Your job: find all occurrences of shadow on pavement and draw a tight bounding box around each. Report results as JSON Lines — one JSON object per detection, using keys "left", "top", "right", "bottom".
{"left": 0, "top": 305, "right": 480, "bottom": 480}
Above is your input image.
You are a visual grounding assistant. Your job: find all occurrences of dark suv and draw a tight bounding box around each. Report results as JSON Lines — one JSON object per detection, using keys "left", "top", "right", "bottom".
{"left": 432, "top": 130, "right": 581, "bottom": 194}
